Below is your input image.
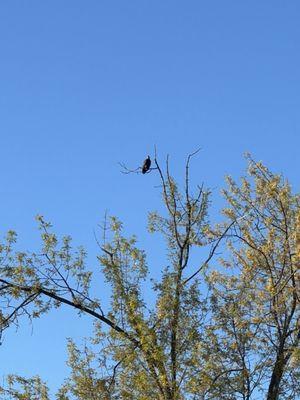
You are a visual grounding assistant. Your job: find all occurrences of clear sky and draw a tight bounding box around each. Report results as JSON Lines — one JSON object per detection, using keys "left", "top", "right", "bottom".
{"left": 0, "top": 1, "right": 299, "bottom": 394}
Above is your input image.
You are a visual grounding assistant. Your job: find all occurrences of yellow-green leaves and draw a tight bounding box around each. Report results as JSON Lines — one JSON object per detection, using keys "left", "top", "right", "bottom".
{"left": 1, "top": 155, "right": 299, "bottom": 400}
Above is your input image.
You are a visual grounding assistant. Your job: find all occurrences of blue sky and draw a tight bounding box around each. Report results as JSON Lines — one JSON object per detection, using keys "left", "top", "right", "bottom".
{"left": 0, "top": 1, "right": 299, "bottom": 394}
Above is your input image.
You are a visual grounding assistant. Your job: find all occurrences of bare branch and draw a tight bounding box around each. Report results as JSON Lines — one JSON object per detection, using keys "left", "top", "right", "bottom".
{"left": 119, "top": 162, "right": 141, "bottom": 174}
{"left": 119, "top": 162, "right": 157, "bottom": 175}
{"left": 183, "top": 219, "right": 236, "bottom": 285}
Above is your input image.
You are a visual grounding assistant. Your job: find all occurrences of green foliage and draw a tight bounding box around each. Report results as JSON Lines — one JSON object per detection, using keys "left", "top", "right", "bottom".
{"left": 0, "top": 154, "right": 299, "bottom": 399}
{"left": 0, "top": 375, "right": 49, "bottom": 400}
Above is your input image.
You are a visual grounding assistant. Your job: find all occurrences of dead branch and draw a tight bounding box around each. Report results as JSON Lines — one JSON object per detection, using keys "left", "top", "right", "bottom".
{"left": 119, "top": 162, "right": 157, "bottom": 175}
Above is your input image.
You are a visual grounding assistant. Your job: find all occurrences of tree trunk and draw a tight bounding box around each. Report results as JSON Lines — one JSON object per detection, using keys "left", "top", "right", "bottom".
{"left": 267, "top": 353, "right": 285, "bottom": 400}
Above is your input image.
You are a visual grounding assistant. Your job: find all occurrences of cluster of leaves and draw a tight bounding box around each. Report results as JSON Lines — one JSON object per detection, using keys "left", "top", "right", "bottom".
{"left": 0, "top": 154, "right": 299, "bottom": 400}
{"left": 0, "top": 375, "right": 49, "bottom": 400}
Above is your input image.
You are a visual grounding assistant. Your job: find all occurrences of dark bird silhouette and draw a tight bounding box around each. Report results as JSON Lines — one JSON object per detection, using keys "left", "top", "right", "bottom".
{"left": 142, "top": 156, "right": 151, "bottom": 174}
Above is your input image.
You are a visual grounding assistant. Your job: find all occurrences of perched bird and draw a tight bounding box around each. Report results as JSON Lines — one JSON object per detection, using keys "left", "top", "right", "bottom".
{"left": 142, "top": 156, "right": 151, "bottom": 174}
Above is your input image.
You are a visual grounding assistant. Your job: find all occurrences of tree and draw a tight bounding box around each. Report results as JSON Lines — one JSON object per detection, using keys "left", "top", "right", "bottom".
{"left": 0, "top": 153, "right": 299, "bottom": 399}
{"left": 0, "top": 375, "right": 49, "bottom": 400}
{"left": 203, "top": 156, "right": 300, "bottom": 400}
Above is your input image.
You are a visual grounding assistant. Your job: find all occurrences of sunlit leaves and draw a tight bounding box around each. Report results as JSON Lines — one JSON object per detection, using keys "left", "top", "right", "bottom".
{"left": 0, "top": 155, "right": 299, "bottom": 399}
